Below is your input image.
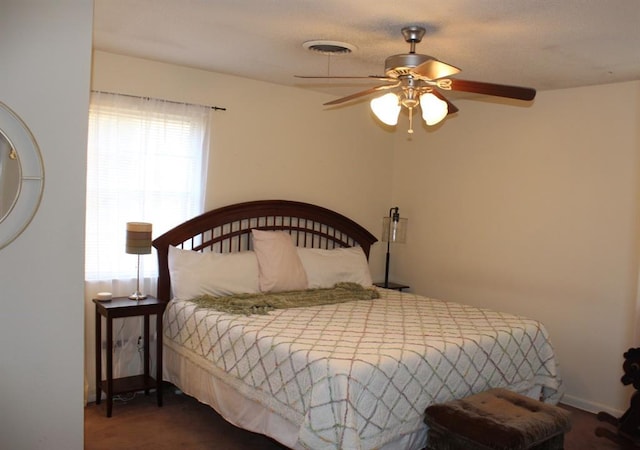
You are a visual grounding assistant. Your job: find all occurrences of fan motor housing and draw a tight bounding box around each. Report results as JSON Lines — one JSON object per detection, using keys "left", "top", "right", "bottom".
{"left": 385, "top": 53, "right": 433, "bottom": 78}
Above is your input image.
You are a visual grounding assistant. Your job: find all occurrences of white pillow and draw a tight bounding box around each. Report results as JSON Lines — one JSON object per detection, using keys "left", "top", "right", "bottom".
{"left": 251, "top": 229, "right": 308, "bottom": 292}
{"left": 168, "top": 245, "right": 260, "bottom": 299}
{"left": 297, "top": 246, "right": 373, "bottom": 289}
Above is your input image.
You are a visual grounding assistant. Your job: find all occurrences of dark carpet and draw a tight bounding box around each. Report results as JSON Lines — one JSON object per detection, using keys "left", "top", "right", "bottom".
{"left": 84, "top": 384, "right": 638, "bottom": 449}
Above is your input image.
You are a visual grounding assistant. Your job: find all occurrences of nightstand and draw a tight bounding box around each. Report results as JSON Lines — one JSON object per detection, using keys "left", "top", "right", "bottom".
{"left": 93, "top": 296, "right": 166, "bottom": 417}
{"left": 374, "top": 281, "right": 410, "bottom": 291}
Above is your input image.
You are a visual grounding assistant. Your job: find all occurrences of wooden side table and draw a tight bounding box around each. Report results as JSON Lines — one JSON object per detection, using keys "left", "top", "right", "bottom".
{"left": 93, "top": 296, "right": 166, "bottom": 417}
{"left": 374, "top": 281, "right": 410, "bottom": 291}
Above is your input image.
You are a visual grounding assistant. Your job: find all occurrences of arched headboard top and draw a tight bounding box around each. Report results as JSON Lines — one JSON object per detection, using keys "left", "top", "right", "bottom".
{"left": 152, "top": 200, "right": 378, "bottom": 301}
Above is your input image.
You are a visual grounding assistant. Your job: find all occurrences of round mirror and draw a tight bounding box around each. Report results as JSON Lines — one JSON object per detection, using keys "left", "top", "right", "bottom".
{"left": 0, "top": 102, "right": 44, "bottom": 250}
{"left": 0, "top": 130, "right": 21, "bottom": 220}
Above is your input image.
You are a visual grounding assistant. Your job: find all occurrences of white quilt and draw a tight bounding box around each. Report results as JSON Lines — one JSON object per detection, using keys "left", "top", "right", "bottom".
{"left": 164, "top": 289, "right": 563, "bottom": 450}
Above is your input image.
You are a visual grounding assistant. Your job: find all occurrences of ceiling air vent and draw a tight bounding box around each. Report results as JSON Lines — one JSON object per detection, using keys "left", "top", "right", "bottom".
{"left": 302, "top": 40, "right": 356, "bottom": 55}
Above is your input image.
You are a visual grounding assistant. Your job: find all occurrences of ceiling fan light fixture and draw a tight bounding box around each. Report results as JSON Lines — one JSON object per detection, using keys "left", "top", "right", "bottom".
{"left": 420, "top": 92, "right": 448, "bottom": 126}
{"left": 304, "top": 26, "right": 536, "bottom": 133}
{"left": 370, "top": 93, "right": 401, "bottom": 126}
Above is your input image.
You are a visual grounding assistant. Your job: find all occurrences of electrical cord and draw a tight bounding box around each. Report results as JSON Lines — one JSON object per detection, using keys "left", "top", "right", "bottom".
{"left": 111, "top": 331, "right": 146, "bottom": 403}
{"left": 113, "top": 392, "right": 137, "bottom": 403}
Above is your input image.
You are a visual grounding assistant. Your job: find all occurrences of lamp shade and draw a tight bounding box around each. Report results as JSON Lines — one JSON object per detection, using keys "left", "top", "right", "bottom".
{"left": 125, "top": 222, "right": 152, "bottom": 255}
{"left": 420, "top": 92, "right": 448, "bottom": 126}
{"left": 382, "top": 214, "right": 407, "bottom": 243}
{"left": 370, "top": 93, "right": 401, "bottom": 126}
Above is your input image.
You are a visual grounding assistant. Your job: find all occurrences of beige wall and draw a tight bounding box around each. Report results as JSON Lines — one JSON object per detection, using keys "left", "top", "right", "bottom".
{"left": 0, "top": 1, "right": 93, "bottom": 448}
{"left": 391, "top": 81, "right": 640, "bottom": 414}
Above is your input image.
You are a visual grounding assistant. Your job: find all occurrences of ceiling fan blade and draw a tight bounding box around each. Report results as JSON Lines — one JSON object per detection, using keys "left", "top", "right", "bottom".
{"left": 295, "top": 75, "right": 394, "bottom": 81}
{"left": 413, "top": 59, "right": 461, "bottom": 80}
{"left": 431, "top": 90, "right": 459, "bottom": 115}
{"left": 447, "top": 79, "right": 536, "bottom": 101}
{"left": 323, "top": 82, "right": 400, "bottom": 106}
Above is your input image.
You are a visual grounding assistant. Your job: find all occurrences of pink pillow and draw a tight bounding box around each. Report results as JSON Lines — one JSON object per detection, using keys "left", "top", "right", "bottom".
{"left": 251, "top": 229, "right": 308, "bottom": 292}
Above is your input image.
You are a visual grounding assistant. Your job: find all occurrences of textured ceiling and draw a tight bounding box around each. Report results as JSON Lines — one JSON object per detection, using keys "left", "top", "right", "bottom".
{"left": 93, "top": 0, "right": 640, "bottom": 100}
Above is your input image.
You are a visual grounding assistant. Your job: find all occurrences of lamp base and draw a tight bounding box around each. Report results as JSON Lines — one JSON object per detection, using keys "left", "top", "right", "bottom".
{"left": 128, "top": 291, "right": 147, "bottom": 300}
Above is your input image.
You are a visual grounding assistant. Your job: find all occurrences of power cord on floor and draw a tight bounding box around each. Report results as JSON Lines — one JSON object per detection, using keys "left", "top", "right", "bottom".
{"left": 113, "top": 392, "right": 138, "bottom": 403}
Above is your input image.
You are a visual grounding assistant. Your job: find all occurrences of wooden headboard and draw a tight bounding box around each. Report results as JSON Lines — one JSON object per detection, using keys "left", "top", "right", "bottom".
{"left": 152, "top": 199, "right": 378, "bottom": 301}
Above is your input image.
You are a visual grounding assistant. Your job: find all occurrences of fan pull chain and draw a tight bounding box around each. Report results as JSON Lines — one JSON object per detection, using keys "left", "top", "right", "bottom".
{"left": 408, "top": 106, "right": 414, "bottom": 134}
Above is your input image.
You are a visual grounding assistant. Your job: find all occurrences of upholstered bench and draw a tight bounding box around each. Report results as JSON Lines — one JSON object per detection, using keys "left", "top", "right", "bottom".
{"left": 424, "top": 388, "right": 571, "bottom": 450}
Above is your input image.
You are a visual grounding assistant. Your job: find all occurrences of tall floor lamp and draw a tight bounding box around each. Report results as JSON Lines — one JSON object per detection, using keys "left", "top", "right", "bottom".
{"left": 382, "top": 207, "right": 408, "bottom": 288}
{"left": 126, "top": 221, "right": 152, "bottom": 300}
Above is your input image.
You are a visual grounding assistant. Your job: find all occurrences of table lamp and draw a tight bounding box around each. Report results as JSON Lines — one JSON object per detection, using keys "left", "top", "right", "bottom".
{"left": 381, "top": 207, "right": 407, "bottom": 288}
{"left": 126, "top": 221, "right": 152, "bottom": 300}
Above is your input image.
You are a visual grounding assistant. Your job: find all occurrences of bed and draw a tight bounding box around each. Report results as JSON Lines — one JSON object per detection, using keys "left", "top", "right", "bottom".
{"left": 152, "top": 199, "right": 563, "bottom": 450}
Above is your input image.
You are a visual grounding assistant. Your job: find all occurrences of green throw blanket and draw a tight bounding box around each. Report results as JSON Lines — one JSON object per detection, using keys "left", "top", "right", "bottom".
{"left": 190, "top": 282, "right": 379, "bottom": 315}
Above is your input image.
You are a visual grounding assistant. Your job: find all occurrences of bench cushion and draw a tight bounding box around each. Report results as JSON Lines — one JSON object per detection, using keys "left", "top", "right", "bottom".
{"left": 424, "top": 388, "right": 571, "bottom": 450}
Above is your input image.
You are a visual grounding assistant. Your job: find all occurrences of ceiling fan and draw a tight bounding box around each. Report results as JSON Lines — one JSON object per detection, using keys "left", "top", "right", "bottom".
{"left": 296, "top": 26, "right": 536, "bottom": 133}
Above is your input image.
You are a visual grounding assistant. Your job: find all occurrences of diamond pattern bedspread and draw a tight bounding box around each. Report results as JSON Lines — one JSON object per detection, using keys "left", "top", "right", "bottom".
{"left": 164, "top": 288, "right": 563, "bottom": 450}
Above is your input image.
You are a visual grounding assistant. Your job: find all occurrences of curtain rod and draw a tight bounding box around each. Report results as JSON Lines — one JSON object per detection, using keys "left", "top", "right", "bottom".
{"left": 91, "top": 90, "right": 227, "bottom": 111}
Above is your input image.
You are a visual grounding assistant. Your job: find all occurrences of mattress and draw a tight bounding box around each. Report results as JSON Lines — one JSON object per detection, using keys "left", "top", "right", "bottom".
{"left": 163, "top": 288, "right": 563, "bottom": 450}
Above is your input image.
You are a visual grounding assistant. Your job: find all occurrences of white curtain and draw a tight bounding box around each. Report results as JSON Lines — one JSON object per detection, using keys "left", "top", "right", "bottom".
{"left": 84, "top": 91, "right": 211, "bottom": 403}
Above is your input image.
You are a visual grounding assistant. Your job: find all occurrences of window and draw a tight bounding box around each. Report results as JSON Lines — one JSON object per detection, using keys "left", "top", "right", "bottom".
{"left": 85, "top": 91, "right": 210, "bottom": 282}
